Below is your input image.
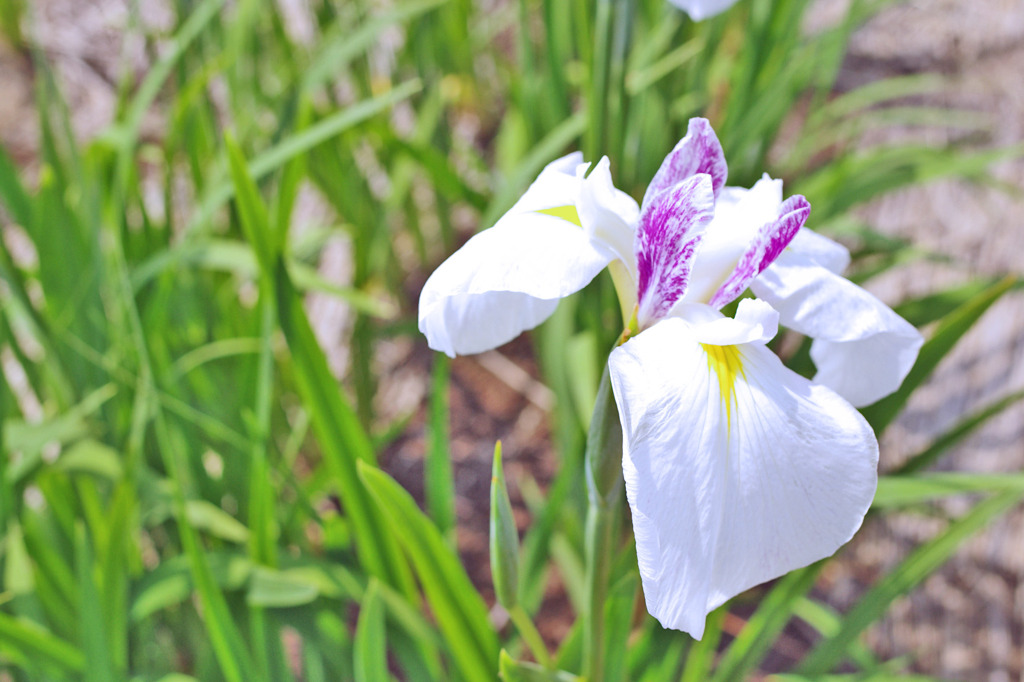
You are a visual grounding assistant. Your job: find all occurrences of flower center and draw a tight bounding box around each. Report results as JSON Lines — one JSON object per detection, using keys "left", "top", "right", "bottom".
{"left": 702, "top": 343, "right": 744, "bottom": 423}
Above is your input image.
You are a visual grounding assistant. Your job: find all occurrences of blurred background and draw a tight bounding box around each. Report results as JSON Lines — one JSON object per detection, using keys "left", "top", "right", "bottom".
{"left": 0, "top": 0, "right": 1022, "bottom": 680}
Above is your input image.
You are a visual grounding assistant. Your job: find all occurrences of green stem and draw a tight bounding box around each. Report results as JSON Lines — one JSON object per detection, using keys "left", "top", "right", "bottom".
{"left": 508, "top": 604, "right": 553, "bottom": 670}
{"left": 582, "top": 367, "right": 624, "bottom": 682}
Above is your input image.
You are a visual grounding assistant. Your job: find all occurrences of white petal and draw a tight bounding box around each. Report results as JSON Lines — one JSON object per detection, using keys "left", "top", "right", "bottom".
{"left": 685, "top": 175, "right": 782, "bottom": 305}
{"left": 667, "top": 0, "right": 742, "bottom": 21}
{"left": 787, "top": 228, "right": 850, "bottom": 274}
{"left": 577, "top": 156, "right": 640, "bottom": 276}
{"left": 751, "top": 253, "right": 923, "bottom": 407}
{"left": 419, "top": 213, "right": 615, "bottom": 356}
{"left": 688, "top": 298, "right": 779, "bottom": 346}
{"left": 608, "top": 318, "right": 877, "bottom": 638}
{"left": 506, "top": 152, "right": 584, "bottom": 214}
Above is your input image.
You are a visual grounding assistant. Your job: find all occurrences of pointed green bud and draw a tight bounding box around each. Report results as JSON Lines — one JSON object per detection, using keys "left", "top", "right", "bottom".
{"left": 490, "top": 441, "right": 520, "bottom": 609}
{"left": 586, "top": 366, "right": 624, "bottom": 507}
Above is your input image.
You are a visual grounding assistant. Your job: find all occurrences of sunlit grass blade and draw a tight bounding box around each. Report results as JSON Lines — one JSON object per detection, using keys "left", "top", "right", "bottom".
{"left": 75, "top": 523, "right": 116, "bottom": 682}
{"left": 873, "top": 472, "right": 1024, "bottom": 509}
{"left": 499, "top": 649, "right": 582, "bottom": 681}
{"left": 354, "top": 579, "right": 389, "bottom": 682}
{"left": 679, "top": 607, "right": 725, "bottom": 682}
{"left": 0, "top": 612, "right": 85, "bottom": 675}
{"left": 426, "top": 355, "right": 456, "bottom": 540}
{"left": 225, "top": 135, "right": 414, "bottom": 596}
{"left": 710, "top": 564, "right": 824, "bottom": 682}
{"left": 797, "top": 489, "right": 1024, "bottom": 674}
{"left": 894, "top": 388, "right": 1024, "bottom": 475}
{"left": 190, "top": 80, "right": 422, "bottom": 233}
{"left": 358, "top": 462, "right": 500, "bottom": 681}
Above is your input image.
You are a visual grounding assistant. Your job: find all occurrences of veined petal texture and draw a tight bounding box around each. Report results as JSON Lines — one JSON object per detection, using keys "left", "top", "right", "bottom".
{"left": 419, "top": 212, "right": 616, "bottom": 357}
{"left": 751, "top": 253, "right": 923, "bottom": 407}
{"left": 644, "top": 118, "right": 728, "bottom": 209}
{"left": 684, "top": 175, "right": 782, "bottom": 305}
{"left": 608, "top": 317, "right": 878, "bottom": 638}
{"left": 708, "top": 195, "right": 811, "bottom": 309}
{"left": 636, "top": 174, "right": 715, "bottom": 327}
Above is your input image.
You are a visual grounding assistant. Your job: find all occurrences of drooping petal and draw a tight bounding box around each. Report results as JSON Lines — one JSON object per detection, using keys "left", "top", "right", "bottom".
{"left": 419, "top": 213, "right": 616, "bottom": 357}
{"left": 577, "top": 156, "right": 641, "bottom": 275}
{"left": 666, "top": 0, "right": 742, "bottom": 21}
{"left": 683, "top": 174, "right": 782, "bottom": 305}
{"left": 507, "top": 152, "right": 584, "bottom": 214}
{"left": 787, "top": 227, "right": 850, "bottom": 274}
{"left": 635, "top": 174, "right": 716, "bottom": 327}
{"left": 643, "top": 118, "right": 728, "bottom": 209}
{"left": 608, "top": 317, "right": 878, "bottom": 638}
{"left": 708, "top": 195, "right": 811, "bottom": 309}
{"left": 751, "top": 253, "right": 923, "bottom": 407}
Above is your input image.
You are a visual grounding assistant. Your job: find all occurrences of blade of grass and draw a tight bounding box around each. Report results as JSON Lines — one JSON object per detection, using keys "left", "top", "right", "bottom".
{"left": 798, "top": 489, "right": 1024, "bottom": 674}
{"left": 359, "top": 462, "right": 500, "bottom": 681}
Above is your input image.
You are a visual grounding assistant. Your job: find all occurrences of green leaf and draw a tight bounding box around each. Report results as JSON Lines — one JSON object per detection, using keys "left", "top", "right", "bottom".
{"left": 798, "top": 490, "right": 1024, "bottom": 674}
{"left": 893, "top": 388, "right": 1024, "bottom": 475}
{"left": 52, "top": 439, "right": 124, "bottom": 480}
{"left": 76, "top": 524, "right": 115, "bottom": 682}
{"left": 227, "top": 133, "right": 413, "bottom": 597}
{"left": 190, "top": 80, "right": 422, "bottom": 234}
{"left": 0, "top": 612, "right": 85, "bottom": 674}
{"left": 490, "top": 441, "right": 520, "bottom": 609}
{"left": 861, "top": 276, "right": 1017, "bottom": 433}
{"left": 499, "top": 650, "right": 582, "bottom": 682}
{"left": 874, "top": 473, "right": 1024, "bottom": 508}
{"left": 354, "top": 579, "right": 389, "bottom": 682}
{"left": 185, "top": 499, "right": 250, "bottom": 544}
{"left": 359, "top": 462, "right": 500, "bottom": 681}
{"left": 247, "top": 567, "right": 320, "bottom": 607}
{"left": 710, "top": 565, "right": 824, "bottom": 682}
{"left": 426, "top": 355, "right": 456, "bottom": 540}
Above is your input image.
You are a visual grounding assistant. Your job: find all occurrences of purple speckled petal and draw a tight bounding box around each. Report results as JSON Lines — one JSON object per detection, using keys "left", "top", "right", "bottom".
{"left": 708, "top": 195, "right": 811, "bottom": 309}
{"left": 636, "top": 174, "right": 716, "bottom": 327}
{"left": 643, "top": 118, "right": 728, "bottom": 210}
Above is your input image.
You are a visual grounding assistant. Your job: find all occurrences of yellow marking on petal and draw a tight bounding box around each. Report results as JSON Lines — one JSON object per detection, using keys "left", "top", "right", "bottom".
{"left": 701, "top": 344, "right": 744, "bottom": 424}
{"left": 537, "top": 205, "right": 582, "bottom": 226}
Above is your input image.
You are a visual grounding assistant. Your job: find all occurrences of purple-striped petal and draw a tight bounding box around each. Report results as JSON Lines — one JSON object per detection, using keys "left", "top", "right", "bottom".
{"left": 643, "top": 118, "right": 728, "bottom": 210}
{"left": 708, "top": 195, "right": 810, "bottom": 309}
{"left": 636, "top": 174, "right": 716, "bottom": 327}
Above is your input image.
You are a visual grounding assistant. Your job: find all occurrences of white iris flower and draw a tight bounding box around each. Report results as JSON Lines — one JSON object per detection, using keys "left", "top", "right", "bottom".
{"left": 418, "top": 118, "right": 922, "bottom": 638}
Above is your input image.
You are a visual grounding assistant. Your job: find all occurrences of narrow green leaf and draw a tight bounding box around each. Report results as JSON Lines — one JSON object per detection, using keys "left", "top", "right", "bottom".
{"left": 711, "top": 565, "right": 824, "bottom": 682}
{"left": 190, "top": 81, "right": 422, "bottom": 234}
{"left": 874, "top": 472, "right": 1024, "bottom": 508}
{"left": 359, "top": 462, "right": 500, "bottom": 681}
{"left": 0, "top": 612, "right": 85, "bottom": 673}
{"left": 76, "top": 524, "right": 115, "bottom": 682}
{"left": 354, "top": 579, "right": 388, "bottom": 682}
{"left": 227, "top": 130, "right": 413, "bottom": 597}
{"left": 894, "top": 388, "right": 1024, "bottom": 475}
{"left": 247, "top": 567, "right": 320, "bottom": 608}
{"left": 799, "top": 490, "right": 1024, "bottom": 673}
{"left": 426, "top": 354, "right": 455, "bottom": 539}
{"left": 499, "top": 650, "right": 582, "bottom": 682}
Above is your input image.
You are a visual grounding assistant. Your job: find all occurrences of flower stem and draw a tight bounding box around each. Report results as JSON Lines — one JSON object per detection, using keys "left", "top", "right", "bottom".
{"left": 583, "top": 367, "right": 624, "bottom": 682}
{"left": 508, "top": 604, "right": 553, "bottom": 669}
